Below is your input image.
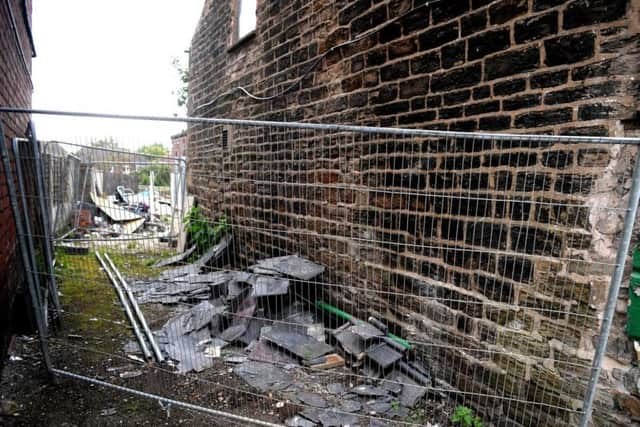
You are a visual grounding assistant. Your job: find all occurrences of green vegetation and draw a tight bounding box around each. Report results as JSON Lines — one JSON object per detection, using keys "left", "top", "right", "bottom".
{"left": 172, "top": 56, "right": 189, "bottom": 107}
{"left": 183, "top": 206, "right": 230, "bottom": 255}
{"left": 54, "top": 249, "right": 168, "bottom": 357}
{"left": 136, "top": 143, "right": 171, "bottom": 186}
{"left": 451, "top": 405, "right": 484, "bottom": 427}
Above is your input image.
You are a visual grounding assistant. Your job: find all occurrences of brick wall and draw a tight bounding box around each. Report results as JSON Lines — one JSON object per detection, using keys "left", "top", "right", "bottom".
{"left": 188, "top": 0, "right": 640, "bottom": 424}
{"left": 0, "top": 0, "right": 33, "bottom": 371}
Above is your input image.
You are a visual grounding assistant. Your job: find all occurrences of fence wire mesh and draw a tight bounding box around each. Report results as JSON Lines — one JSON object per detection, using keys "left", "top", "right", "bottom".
{"left": 2, "top": 110, "right": 640, "bottom": 427}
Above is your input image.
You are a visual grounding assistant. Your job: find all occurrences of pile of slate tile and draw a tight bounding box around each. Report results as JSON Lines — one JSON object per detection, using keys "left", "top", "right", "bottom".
{"left": 125, "top": 247, "right": 435, "bottom": 426}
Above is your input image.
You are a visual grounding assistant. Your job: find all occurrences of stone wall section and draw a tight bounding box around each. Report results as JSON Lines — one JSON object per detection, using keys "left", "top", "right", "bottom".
{"left": 0, "top": 0, "right": 33, "bottom": 372}
{"left": 188, "top": 0, "right": 640, "bottom": 424}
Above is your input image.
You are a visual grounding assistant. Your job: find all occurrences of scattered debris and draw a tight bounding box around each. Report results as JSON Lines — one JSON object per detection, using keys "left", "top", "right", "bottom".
{"left": 160, "top": 235, "right": 232, "bottom": 280}
{"left": 119, "top": 370, "right": 143, "bottom": 379}
{"left": 99, "top": 408, "right": 117, "bottom": 416}
{"left": 153, "top": 245, "right": 197, "bottom": 268}
{"left": 249, "top": 255, "right": 325, "bottom": 280}
{"left": 234, "top": 361, "right": 294, "bottom": 392}
{"left": 115, "top": 252, "right": 435, "bottom": 424}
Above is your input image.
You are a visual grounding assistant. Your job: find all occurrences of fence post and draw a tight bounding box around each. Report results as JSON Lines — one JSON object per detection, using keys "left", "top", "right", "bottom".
{"left": 580, "top": 148, "right": 640, "bottom": 427}
{"left": 0, "top": 122, "right": 54, "bottom": 375}
{"left": 28, "top": 121, "right": 62, "bottom": 322}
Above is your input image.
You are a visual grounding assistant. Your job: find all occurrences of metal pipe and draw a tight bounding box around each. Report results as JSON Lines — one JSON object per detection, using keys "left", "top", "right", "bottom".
{"left": 0, "top": 122, "right": 52, "bottom": 374}
{"left": 28, "top": 122, "right": 62, "bottom": 320}
{"left": 579, "top": 149, "right": 640, "bottom": 427}
{"left": 1, "top": 107, "right": 639, "bottom": 144}
{"left": 95, "top": 251, "right": 153, "bottom": 361}
{"left": 103, "top": 253, "right": 164, "bottom": 363}
{"left": 51, "top": 368, "right": 285, "bottom": 427}
{"left": 11, "top": 138, "right": 46, "bottom": 313}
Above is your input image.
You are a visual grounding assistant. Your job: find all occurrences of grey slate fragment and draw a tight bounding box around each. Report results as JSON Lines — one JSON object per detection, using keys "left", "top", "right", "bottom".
{"left": 339, "top": 399, "right": 361, "bottom": 413}
{"left": 160, "top": 235, "right": 232, "bottom": 279}
{"left": 351, "top": 385, "right": 388, "bottom": 397}
{"left": 334, "top": 329, "right": 364, "bottom": 356}
{"left": 223, "top": 355, "right": 248, "bottom": 364}
{"left": 365, "top": 343, "right": 403, "bottom": 369}
{"left": 301, "top": 408, "right": 360, "bottom": 426}
{"left": 385, "top": 371, "right": 427, "bottom": 408}
{"left": 261, "top": 327, "right": 333, "bottom": 361}
{"left": 237, "top": 317, "right": 271, "bottom": 346}
{"left": 219, "top": 324, "right": 248, "bottom": 342}
{"left": 326, "top": 383, "right": 345, "bottom": 395}
{"left": 252, "top": 255, "right": 325, "bottom": 280}
{"left": 369, "top": 420, "right": 394, "bottom": 427}
{"left": 153, "top": 245, "right": 196, "bottom": 268}
{"left": 297, "top": 392, "right": 328, "bottom": 408}
{"left": 380, "top": 378, "right": 402, "bottom": 396}
{"left": 234, "top": 361, "right": 293, "bottom": 392}
{"left": 350, "top": 323, "right": 384, "bottom": 341}
{"left": 249, "top": 275, "right": 290, "bottom": 296}
{"left": 363, "top": 398, "right": 392, "bottom": 414}
{"left": 164, "top": 335, "right": 214, "bottom": 373}
{"left": 162, "top": 301, "right": 223, "bottom": 338}
{"left": 286, "top": 415, "right": 317, "bottom": 427}
{"left": 247, "top": 339, "right": 298, "bottom": 365}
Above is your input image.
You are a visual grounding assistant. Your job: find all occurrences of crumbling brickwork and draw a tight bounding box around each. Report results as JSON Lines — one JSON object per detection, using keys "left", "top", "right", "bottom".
{"left": 188, "top": 0, "right": 640, "bottom": 424}
{"left": 0, "top": 0, "right": 33, "bottom": 371}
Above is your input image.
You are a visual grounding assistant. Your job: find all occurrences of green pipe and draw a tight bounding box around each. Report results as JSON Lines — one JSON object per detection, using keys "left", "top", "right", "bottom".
{"left": 315, "top": 301, "right": 412, "bottom": 350}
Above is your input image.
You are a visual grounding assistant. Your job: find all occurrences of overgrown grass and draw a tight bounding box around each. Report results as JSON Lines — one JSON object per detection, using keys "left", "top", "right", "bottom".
{"left": 54, "top": 249, "right": 169, "bottom": 355}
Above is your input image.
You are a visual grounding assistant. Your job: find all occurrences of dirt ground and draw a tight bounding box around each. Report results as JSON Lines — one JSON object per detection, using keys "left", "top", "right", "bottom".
{"left": 0, "top": 249, "right": 453, "bottom": 426}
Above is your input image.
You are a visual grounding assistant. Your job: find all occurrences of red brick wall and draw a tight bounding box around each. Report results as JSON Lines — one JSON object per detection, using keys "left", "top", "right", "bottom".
{"left": 188, "top": 0, "right": 640, "bottom": 424}
{"left": 0, "top": 0, "right": 33, "bottom": 368}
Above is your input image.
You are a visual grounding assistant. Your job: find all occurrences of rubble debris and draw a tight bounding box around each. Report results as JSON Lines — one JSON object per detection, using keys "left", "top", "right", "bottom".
{"left": 326, "top": 383, "right": 345, "bottom": 395}
{"left": 164, "top": 335, "right": 215, "bottom": 373}
{"left": 160, "top": 235, "right": 232, "bottom": 279}
{"left": 261, "top": 326, "right": 334, "bottom": 362}
{"left": 297, "top": 392, "right": 328, "bottom": 408}
{"left": 91, "top": 193, "right": 143, "bottom": 222}
{"left": 234, "top": 361, "right": 294, "bottom": 392}
{"left": 113, "top": 250, "right": 436, "bottom": 423}
{"left": 351, "top": 385, "right": 388, "bottom": 398}
{"left": 334, "top": 326, "right": 365, "bottom": 358}
{"left": 119, "top": 370, "right": 143, "bottom": 379}
{"left": 384, "top": 371, "right": 427, "bottom": 408}
{"left": 285, "top": 415, "right": 316, "bottom": 427}
{"left": 366, "top": 343, "right": 403, "bottom": 370}
{"left": 223, "top": 355, "right": 248, "bottom": 364}
{"left": 162, "top": 301, "right": 224, "bottom": 338}
{"left": 249, "top": 255, "right": 325, "bottom": 280}
{"left": 153, "top": 245, "right": 197, "bottom": 268}
{"left": 247, "top": 339, "right": 298, "bottom": 365}
{"left": 300, "top": 407, "right": 360, "bottom": 427}
{"left": 339, "top": 399, "right": 362, "bottom": 413}
{"left": 249, "top": 275, "right": 290, "bottom": 297}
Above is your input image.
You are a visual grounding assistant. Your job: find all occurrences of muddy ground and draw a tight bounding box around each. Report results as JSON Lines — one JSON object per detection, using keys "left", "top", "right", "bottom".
{"left": 0, "top": 249, "right": 453, "bottom": 426}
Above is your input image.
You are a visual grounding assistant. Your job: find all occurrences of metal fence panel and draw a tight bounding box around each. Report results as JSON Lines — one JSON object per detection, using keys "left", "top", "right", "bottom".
{"left": 2, "top": 108, "right": 639, "bottom": 427}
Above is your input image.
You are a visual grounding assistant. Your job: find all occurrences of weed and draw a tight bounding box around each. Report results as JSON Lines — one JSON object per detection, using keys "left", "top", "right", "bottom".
{"left": 451, "top": 405, "right": 483, "bottom": 427}
{"left": 183, "top": 206, "right": 230, "bottom": 254}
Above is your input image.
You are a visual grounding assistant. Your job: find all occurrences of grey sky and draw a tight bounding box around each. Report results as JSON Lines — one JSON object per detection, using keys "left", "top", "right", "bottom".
{"left": 32, "top": 1, "right": 204, "bottom": 150}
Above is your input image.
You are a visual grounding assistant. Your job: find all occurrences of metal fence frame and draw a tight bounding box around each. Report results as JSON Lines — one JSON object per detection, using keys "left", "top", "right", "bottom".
{"left": 1, "top": 107, "right": 639, "bottom": 427}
